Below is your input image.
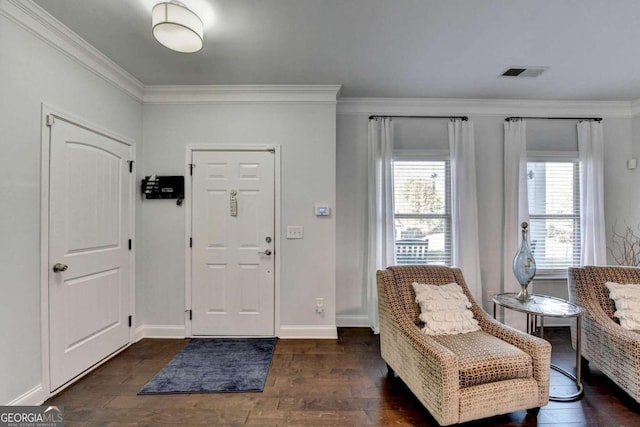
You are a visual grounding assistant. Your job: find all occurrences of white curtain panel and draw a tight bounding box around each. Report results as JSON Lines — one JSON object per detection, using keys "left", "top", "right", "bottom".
{"left": 449, "top": 119, "right": 483, "bottom": 304}
{"left": 578, "top": 120, "right": 607, "bottom": 265}
{"left": 366, "top": 118, "right": 396, "bottom": 334}
{"left": 503, "top": 119, "right": 529, "bottom": 330}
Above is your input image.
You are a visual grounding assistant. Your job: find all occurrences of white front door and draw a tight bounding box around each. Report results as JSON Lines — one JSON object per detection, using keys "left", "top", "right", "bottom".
{"left": 48, "top": 118, "right": 131, "bottom": 391}
{"left": 191, "top": 150, "right": 275, "bottom": 336}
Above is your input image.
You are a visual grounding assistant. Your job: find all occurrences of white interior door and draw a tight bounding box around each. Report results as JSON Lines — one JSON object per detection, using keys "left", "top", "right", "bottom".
{"left": 49, "top": 118, "right": 131, "bottom": 391}
{"left": 191, "top": 150, "right": 275, "bottom": 336}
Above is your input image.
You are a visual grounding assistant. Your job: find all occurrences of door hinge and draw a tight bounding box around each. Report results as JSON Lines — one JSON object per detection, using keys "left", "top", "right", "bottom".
{"left": 128, "top": 239, "right": 132, "bottom": 250}
{"left": 189, "top": 237, "right": 192, "bottom": 248}
{"left": 187, "top": 309, "right": 192, "bottom": 320}
{"left": 189, "top": 163, "right": 195, "bottom": 175}
{"left": 46, "top": 114, "right": 55, "bottom": 127}
{"left": 128, "top": 315, "right": 132, "bottom": 327}
{"left": 128, "top": 160, "right": 134, "bottom": 173}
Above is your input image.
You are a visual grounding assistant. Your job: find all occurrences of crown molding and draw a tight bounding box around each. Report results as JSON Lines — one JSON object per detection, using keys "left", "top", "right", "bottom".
{"left": 143, "top": 84, "right": 342, "bottom": 104}
{"left": 0, "top": 0, "right": 145, "bottom": 101}
{"left": 338, "top": 97, "right": 633, "bottom": 118}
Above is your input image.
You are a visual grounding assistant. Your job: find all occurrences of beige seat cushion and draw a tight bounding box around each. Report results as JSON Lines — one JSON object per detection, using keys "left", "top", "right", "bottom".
{"left": 433, "top": 330, "right": 533, "bottom": 388}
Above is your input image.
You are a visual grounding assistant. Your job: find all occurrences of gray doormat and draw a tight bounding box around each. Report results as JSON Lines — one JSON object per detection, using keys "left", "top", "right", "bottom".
{"left": 138, "top": 337, "right": 277, "bottom": 394}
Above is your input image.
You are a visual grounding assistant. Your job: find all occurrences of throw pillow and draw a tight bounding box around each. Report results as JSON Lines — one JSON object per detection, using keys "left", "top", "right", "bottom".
{"left": 412, "top": 282, "right": 480, "bottom": 335}
{"left": 605, "top": 282, "right": 640, "bottom": 330}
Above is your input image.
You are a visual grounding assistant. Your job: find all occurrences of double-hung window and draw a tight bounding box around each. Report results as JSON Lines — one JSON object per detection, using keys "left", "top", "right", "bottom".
{"left": 526, "top": 153, "right": 581, "bottom": 276}
{"left": 392, "top": 156, "right": 452, "bottom": 266}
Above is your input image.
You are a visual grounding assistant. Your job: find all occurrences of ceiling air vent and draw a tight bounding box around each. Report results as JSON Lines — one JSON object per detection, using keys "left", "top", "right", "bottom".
{"left": 501, "top": 66, "right": 549, "bottom": 78}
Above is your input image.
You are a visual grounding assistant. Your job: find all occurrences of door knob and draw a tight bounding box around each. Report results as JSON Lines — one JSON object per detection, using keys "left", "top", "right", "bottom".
{"left": 53, "top": 263, "right": 68, "bottom": 273}
{"left": 258, "top": 249, "right": 272, "bottom": 256}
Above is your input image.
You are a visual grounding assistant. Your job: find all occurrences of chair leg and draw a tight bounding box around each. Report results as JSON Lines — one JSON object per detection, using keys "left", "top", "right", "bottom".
{"left": 526, "top": 407, "right": 540, "bottom": 416}
{"left": 386, "top": 363, "right": 395, "bottom": 377}
{"left": 581, "top": 356, "right": 589, "bottom": 369}
{"left": 581, "top": 356, "right": 590, "bottom": 376}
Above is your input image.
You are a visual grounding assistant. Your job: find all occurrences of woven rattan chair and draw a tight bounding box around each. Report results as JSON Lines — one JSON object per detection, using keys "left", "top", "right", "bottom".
{"left": 377, "top": 265, "right": 551, "bottom": 425}
{"left": 568, "top": 265, "right": 640, "bottom": 403}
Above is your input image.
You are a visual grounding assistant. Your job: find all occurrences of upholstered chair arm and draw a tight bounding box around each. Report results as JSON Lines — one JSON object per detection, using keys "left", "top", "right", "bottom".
{"left": 377, "top": 270, "right": 461, "bottom": 425}
{"left": 581, "top": 301, "right": 640, "bottom": 355}
{"left": 578, "top": 296, "right": 640, "bottom": 397}
{"left": 567, "top": 266, "right": 640, "bottom": 403}
{"left": 579, "top": 291, "right": 635, "bottom": 335}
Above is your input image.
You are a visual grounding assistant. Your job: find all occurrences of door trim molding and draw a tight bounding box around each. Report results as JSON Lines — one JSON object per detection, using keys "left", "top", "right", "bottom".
{"left": 184, "top": 145, "right": 281, "bottom": 337}
{"left": 40, "top": 103, "right": 136, "bottom": 397}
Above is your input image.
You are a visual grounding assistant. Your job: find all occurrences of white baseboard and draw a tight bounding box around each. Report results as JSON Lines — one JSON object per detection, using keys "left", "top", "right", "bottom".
{"left": 7, "top": 385, "right": 46, "bottom": 406}
{"left": 278, "top": 325, "right": 338, "bottom": 339}
{"left": 336, "top": 315, "right": 370, "bottom": 327}
{"left": 135, "top": 324, "right": 186, "bottom": 341}
{"left": 135, "top": 324, "right": 343, "bottom": 340}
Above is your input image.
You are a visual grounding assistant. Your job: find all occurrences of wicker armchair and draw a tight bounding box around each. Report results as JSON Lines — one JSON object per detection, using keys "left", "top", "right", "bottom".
{"left": 568, "top": 266, "right": 640, "bottom": 403}
{"left": 377, "top": 266, "right": 551, "bottom": 425}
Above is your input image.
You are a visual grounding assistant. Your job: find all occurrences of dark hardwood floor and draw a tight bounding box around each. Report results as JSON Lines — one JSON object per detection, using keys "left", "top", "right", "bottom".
{"left": 45, "top": 327, "right": 640, "bottom": 426}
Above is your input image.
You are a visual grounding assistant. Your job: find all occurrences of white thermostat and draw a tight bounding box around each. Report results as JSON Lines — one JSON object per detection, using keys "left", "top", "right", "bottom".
{"left": 315, "top": 205, "right": 331, "bottom": 216}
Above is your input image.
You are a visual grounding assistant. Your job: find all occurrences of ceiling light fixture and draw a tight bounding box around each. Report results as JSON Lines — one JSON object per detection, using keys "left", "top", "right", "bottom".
{"left": 152, "top": 1, "right": 203, "bottom": 53}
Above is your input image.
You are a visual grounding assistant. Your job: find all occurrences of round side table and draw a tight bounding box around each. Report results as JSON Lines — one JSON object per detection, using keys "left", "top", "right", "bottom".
{"left": 492, "top": 293, "right": 583, "bottom": 402}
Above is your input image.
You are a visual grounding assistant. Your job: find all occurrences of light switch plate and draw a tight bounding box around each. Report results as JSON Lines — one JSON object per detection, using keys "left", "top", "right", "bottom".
{"left": 286, "top": 226, "right": 304, "bottom": 239}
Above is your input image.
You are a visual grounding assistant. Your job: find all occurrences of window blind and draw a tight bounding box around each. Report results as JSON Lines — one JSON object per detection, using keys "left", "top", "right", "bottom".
{"left": 527, "top": 161, "right": 581, "bottom": 271}
{"left": 393, "top": 160, "right": 452, "bottom": 266}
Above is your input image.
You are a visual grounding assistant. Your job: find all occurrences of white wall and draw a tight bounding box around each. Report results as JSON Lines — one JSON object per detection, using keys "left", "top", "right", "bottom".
{"left": 336, "top": 109, "right": 638, "bottom": 327}
{"left": 633, "top": 115, "right": 640, "bottom": 223}
{"left": 0, "top": 15, "right": 142, "bottom": 404}
{"left": 140, "top": 101, "right": 337, "bottom": 335}
{"left": 601, "top": 118, "right": 637, "bottom": 251}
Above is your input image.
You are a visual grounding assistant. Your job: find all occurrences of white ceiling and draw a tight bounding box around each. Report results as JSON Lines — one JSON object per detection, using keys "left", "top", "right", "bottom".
{"left": 32, "top": 0, "right": 640, "bottom": 100}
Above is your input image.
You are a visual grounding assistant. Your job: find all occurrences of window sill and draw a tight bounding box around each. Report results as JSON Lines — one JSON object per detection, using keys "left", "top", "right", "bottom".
{"left": 533, "top": 271, "right": 569, "bottom": 281}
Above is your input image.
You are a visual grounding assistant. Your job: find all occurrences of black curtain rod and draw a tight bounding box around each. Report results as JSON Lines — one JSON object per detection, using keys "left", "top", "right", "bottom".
{"left": 505, "top": 116, "right": 602, "bottom": 122}
{"left": 369, "top": 115, "right": 468, "bottom": 121}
